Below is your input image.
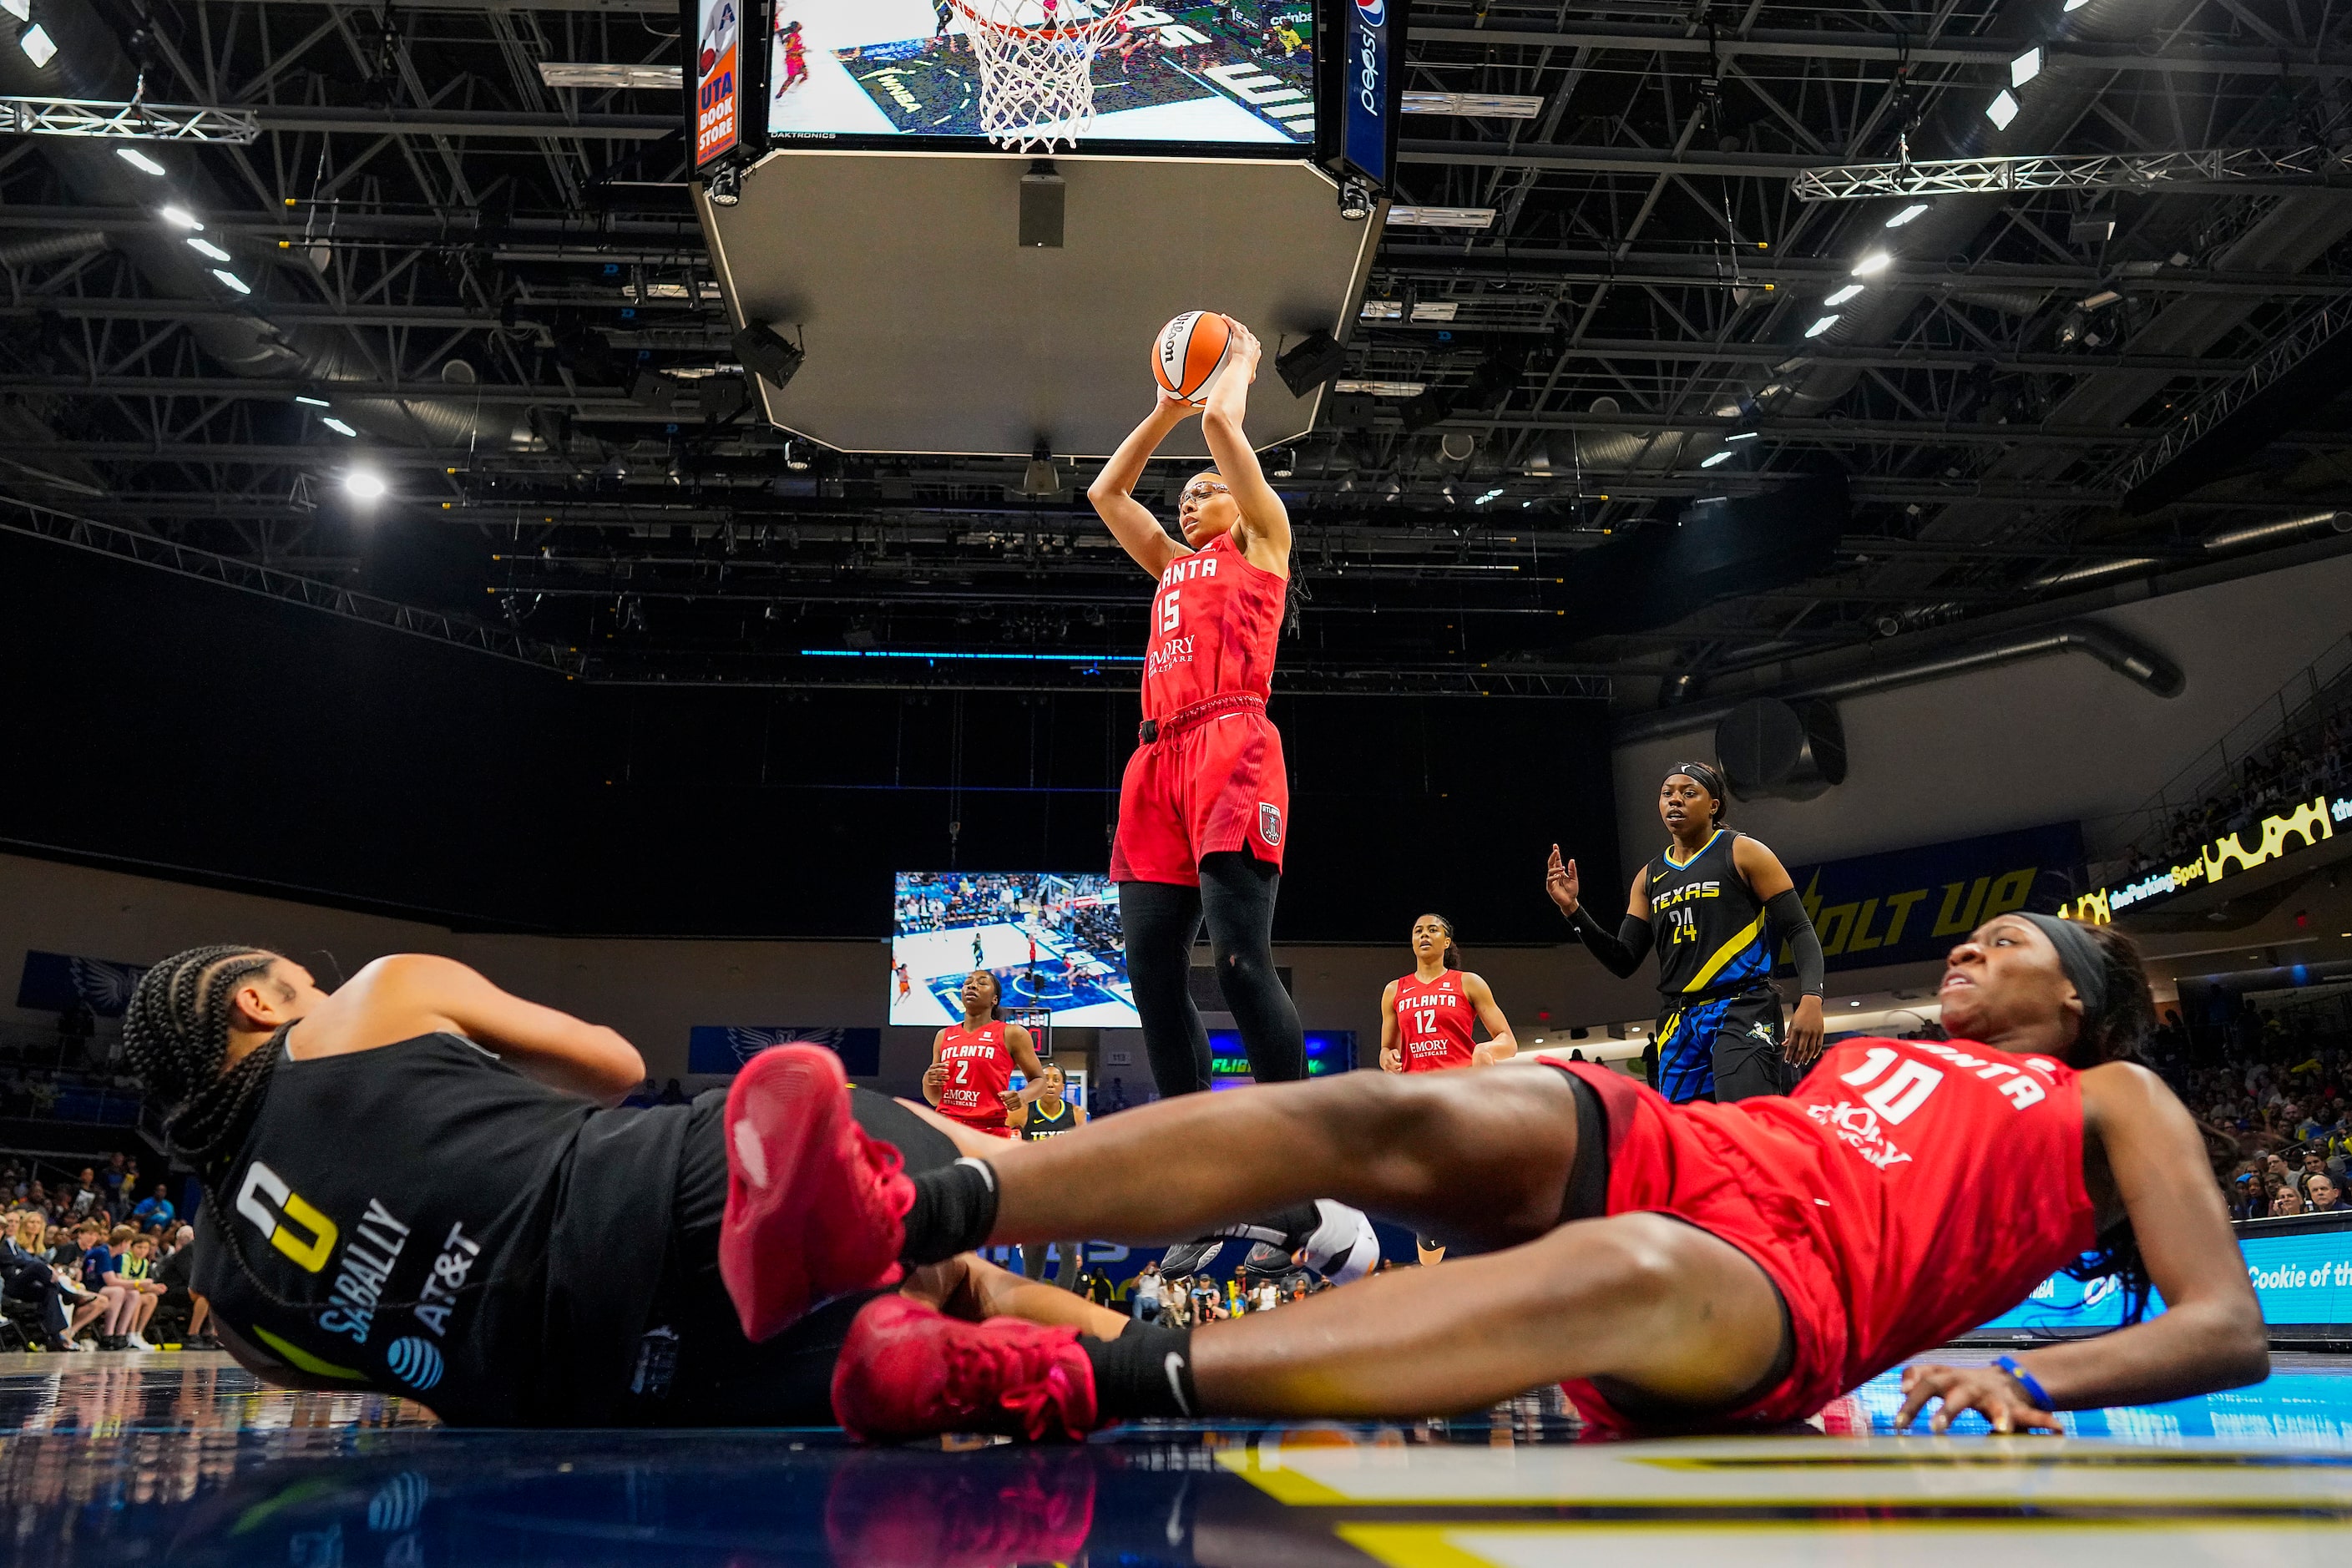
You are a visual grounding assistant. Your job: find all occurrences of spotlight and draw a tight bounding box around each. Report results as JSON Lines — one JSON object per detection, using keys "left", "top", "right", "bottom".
{"left": 1383, "top": 478, "right": 1402, "bottom": 502}
{"left": 1884, "top": 202, "right": 1929, "bottom": 228}
{"left": 1986, "top": 90, "right": 2020, "bottom": 129}
{"left": 731, "top": 322, "right": 803, "bottom": 388}
{"left": 783, "top": 438, "right": 811, "bottom": 473}
{"left": 344, "top": 468, "right": 387, "bottom": 500}
{"left": 1804, "top": 314, "right": 1840, "bottom": 338}
{"left": 1338, "top": 179, "right": 1374, "bottom": 221}
{"left": 1273, "top": 329, "right": 1347, "bottom": 397}
{"left": 322, "top": 417, "right": 358, "bottom": 437}
{"left": 706, "top": 162, "right": 741, "bottom": 207}
{"left": 159, "top": 205, "right": 201, "bottom": 230}
{"left": 1823, "top": 283, "right": 1863, "bottom": 306}
{"left": 1850, "top": 251, "right": 1891, "bottom": 276}
{"left": 2011, "top": 47, "right": 2042, "bottom": 87}
{"left": 1267, "top": 446, "right": 1297, "bottom": 478}
{"left": 17, "top": 22, "right": 54, "bottom": 66}
{"left": 116, "top": 147, "right": 166, "bottom": 176}
{"left": 186, "top": 236, "right": 230, "bottom": 262}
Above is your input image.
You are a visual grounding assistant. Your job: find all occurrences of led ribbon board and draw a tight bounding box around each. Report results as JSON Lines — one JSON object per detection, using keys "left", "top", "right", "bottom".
{"left": 2063, "top": 793, "right": 2352, "bottom": 923}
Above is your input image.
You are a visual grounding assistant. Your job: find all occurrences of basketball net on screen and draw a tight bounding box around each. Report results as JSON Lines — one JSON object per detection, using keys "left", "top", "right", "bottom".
{"left": 949, "top": 0, "right": 1133, "bottom": 152}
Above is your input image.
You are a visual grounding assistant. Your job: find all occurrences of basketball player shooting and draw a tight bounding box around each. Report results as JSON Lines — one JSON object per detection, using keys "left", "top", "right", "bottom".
{"left": 1086, "top": 314, "right": 1305, "bottom": 1096}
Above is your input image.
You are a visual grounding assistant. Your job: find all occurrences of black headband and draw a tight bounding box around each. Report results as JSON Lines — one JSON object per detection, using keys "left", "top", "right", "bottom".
{"left": 1667, "top": 762, "right": 1726, "bottom": 802}
{"left": 2016, "top": 913, "right": 2109, "bottom": 1029}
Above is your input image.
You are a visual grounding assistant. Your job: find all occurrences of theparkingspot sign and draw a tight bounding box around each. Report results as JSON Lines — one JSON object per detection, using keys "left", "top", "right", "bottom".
{"left": 2062, "top": 793, "right": 2352, "bottom": 923}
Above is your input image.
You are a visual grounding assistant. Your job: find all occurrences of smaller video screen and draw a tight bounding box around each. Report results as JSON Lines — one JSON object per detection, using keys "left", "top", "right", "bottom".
{"left": 1207, "top": 1029, "right": 1353, "bottom": 1090}
{"left": 892, "top": 872, "right": 1138, "bottom": 1027}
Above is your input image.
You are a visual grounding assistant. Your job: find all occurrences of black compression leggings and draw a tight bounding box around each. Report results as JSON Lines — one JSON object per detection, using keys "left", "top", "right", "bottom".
{"left": 1119, "top": 852, "right": 1305, "bottom": 1095}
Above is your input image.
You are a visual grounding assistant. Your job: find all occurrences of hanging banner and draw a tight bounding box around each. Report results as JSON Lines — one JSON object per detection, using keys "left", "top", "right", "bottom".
{"left": 692, "top": 0, "right": 744, "bottom": 166}
{"left": 1778, "top": 822, "right": 2083, "bottom": 973}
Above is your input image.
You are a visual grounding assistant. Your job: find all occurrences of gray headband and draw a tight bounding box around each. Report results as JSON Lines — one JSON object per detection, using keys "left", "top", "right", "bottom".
{"left": 2016, "top": 913, "right": 2108, "bottom": 1027}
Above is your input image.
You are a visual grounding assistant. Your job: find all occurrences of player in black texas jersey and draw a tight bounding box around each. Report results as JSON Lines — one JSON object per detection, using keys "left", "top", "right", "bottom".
{"left": 119, "top": 947, "right": 1130, "bottom": 1425}
{"left": 1545, "top": 762, "right": 1829, "bottom": 1104}
{"left": 1009, "top": 1064, "right": 1090, "bottom": 1290}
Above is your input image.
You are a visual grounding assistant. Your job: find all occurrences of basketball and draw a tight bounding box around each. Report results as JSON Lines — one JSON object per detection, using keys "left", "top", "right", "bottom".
{"left": 1151, "top": 310, "right": 1234, "bottom": 404}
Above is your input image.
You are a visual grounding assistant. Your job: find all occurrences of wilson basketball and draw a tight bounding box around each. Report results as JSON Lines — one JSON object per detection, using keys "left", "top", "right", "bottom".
{"left": 1152, "top": 311, "right": 1234, "bottom": 403}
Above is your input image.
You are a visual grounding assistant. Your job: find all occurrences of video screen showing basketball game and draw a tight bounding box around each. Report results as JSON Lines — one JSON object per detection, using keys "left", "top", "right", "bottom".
{"left": 766, "top": 0, "right": 1315, "bottom": 151}
{"left": 891, "top": 872, "right": 1140, "bottom": 1027}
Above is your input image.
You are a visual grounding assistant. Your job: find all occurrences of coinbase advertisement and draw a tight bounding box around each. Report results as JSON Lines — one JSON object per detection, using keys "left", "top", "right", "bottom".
{"left": 1968, "top": 1216, "right": 2352, "bottom": 1340}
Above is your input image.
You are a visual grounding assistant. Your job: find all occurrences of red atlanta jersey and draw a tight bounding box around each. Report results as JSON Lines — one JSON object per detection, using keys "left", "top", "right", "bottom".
{"left": 1141, "top": 532, "right": 1286, "bottom": 722}
{"left": 1393, "top": 969, "right": 1479, "bottom": 1072}
{"left": 1571, "top": 1035, "right": 2097, "bottom": 1419}
{"left": 934, "top": 1020, "right": 1014, "bottom": 1135}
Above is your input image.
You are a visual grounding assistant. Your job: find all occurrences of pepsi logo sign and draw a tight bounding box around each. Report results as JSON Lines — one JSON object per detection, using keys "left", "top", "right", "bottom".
{"left": 1355, "top": 0, "right": 1384, "bottom": 22}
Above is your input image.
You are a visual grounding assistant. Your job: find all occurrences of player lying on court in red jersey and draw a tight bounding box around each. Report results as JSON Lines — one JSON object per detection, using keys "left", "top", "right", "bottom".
{"left": 920, "top": 970, "right": 1044, "bottom": 1141}
{"left": 787, "top": 913, "right": 2268, "bottom": 1439}
{"left": 1086, "top": 317, "right": 1307, "bottom": 1099}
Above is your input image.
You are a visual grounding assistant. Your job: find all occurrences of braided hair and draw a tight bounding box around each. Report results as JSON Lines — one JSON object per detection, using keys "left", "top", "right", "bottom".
{"left": 2050, "top": 923, "right": 2164, "bottom": 1326}
{"left": 123, "top": 945, "right": 286, "bottom": 1186}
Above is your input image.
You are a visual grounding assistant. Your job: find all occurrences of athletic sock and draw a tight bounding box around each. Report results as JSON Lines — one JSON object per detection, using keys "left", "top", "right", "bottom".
{"left": 900, "top": 1157, "right": 1000, "bottom": 1266}
{"left": 1082, "top": 1321, "right": 1200, "bottom": 1419}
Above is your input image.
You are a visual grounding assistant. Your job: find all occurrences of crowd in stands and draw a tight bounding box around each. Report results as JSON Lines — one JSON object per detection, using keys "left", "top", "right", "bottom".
{"left": 2145, "top": 994, "right": 2352, "bottom": 1222}
{"left": 894, "top": 874, "right": 1034, "bottom": 933}
{"left": 2134, "top": 685, "right": 2351, "bottom": 870}
{"left": 0, "top": 1149, "right": 211, "bottom": 1353}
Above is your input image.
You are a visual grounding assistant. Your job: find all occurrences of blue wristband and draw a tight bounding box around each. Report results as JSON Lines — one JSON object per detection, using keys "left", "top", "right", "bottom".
{"left": 1995, "top": 1355, "right": 2054, "bottom": 1411}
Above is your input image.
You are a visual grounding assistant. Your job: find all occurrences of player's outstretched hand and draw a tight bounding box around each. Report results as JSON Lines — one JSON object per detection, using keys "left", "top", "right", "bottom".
{"left": 1224, "top": 318, "right": 1262, "bottom": 383}
{"left": 1545, "top": 844, "right": 1581, "bottom": 918}
{"left": 1894, "top": 1363, "right": 2061, "bottom": 1435}
{"left": 1783, "top": 994, "right": 1826, "bottom": 1067}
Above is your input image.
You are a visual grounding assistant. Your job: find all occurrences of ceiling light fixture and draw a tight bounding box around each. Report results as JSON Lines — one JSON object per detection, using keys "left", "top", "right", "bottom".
{"left": 1884, "top": 202, "right": 1929, "bottom": 228}
{"left": 17, "top": 21, "right": 55, "bottom": 66}
{"left": 1986, "top": 89, "right": 2021, "bottom": 129}
{"left": 1699, "top": 450, "right": 1733, "bottom": 468}
{"left": 186, "top": 236, "right": 231, "bottom": 262}
{"left": 210, "top": 268, "right": 250, "bottom": 294}
{"left": 116, "top": 146, "right": 166, "bottom": 176}
{"left": 344, "top": 469, "right": 387, "bottom": 500}
{"left": 1805, "top": 313, "right": 1840, "bottom": 338}
{"left": 1850, "top": 251, "right": 1892, "bottom": 276}
{"left": 321, "top": 417, "right": 358, "bottom": 437}
{"left": 159, "top": 205, "right": 202, "bottom": 230}
{"left": 296, "top": 395, "right": 329, "bottom": 407}
{"left": 2011, "top": 47, "right": 2042, "bottom": 86}
{"left": 1824, "top": 283, "right": 1864, "bottom": 306}
{"left": 1726, "top": 431, "right": 1758, "bottom": 442}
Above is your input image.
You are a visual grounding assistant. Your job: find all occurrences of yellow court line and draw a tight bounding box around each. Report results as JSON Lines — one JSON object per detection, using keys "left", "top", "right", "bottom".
{"left": 1213, "top": 1450, "right": 1355, "bottom": 1504}
{"left": 1338, "top": 1517, "right": 2352, "bottom": 1568}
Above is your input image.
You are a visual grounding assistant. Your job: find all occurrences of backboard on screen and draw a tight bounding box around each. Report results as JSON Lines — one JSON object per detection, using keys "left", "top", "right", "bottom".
{"left": 766, "top": 0, "right": 1316, "bottom": 154}
{"left": 892, "top": 872, "right": 1137, "bottom": 1026}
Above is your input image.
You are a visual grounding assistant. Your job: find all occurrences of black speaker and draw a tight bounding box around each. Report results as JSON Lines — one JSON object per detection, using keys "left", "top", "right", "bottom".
{"left": 1276, "top": 329, "right": 1348, "bottom": 397}
{"left": 1717, "top": 697, "right": 1848, "bottom": 802}
{"left": 731, "top": 323, "right": 804, "bottom": 388}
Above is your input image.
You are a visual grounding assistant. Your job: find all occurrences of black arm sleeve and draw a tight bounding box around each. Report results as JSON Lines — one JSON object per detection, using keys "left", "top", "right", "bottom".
{"left": 1764, "top": 888, "right": 1825, "bottom": 997}
{"left": 1569, "top": 903, "right": 1654, "bottom": 979}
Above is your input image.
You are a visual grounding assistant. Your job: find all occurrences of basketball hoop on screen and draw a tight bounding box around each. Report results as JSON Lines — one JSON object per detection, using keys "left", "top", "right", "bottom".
{"left": 948, "top": 0, "right": 1134, "bottom": 153}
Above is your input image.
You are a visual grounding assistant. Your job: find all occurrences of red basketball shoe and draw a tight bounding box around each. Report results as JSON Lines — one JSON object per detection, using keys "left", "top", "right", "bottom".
{"left": 832, "top": 1295, "right": 1101, "bottom": 1442}
{"left": 721, "top": 1044, "right": 913, "bottom": 1343}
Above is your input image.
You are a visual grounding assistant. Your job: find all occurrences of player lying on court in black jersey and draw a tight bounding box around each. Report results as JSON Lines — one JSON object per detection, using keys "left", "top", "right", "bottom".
{"left": 795, "top": 915, "right": 2266, "bottom": 1441}
{"left": 119, "top": 947, "right": 1169, "bottom": 1425}
{"left": 1549, "top": 761, "right": 1828, "bottom": 1105}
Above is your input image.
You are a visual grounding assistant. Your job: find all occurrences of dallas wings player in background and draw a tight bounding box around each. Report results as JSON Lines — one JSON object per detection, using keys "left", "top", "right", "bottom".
{"left": 1085, "top": 318, "right": 1305, "bottom": 1097}
{"left": 1548, "top": 762, "right": 1826, "bottom": 1103}
{"left": 1379, "top": 912, "right": 1517, "bottom": 1263}
{"left": 920, "top": 970, "right": 1045, "bottom": 1139}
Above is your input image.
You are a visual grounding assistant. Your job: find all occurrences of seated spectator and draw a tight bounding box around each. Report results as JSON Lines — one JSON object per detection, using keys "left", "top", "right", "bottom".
{"left": 0, "top": 1210, "right": 73, "bottom": 1351}
{"left": 129, "top": 1182, "right": 175, "bottom": 1229}
{"left": 152, "top": 1224, "right": 212, "bottom": 1348}
{"left": 2271, "top": 1185, "right": 2308, "bottom": 1218}
{"left": 2308, "top": 1174, "right": 2348, "bottom": 1213}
